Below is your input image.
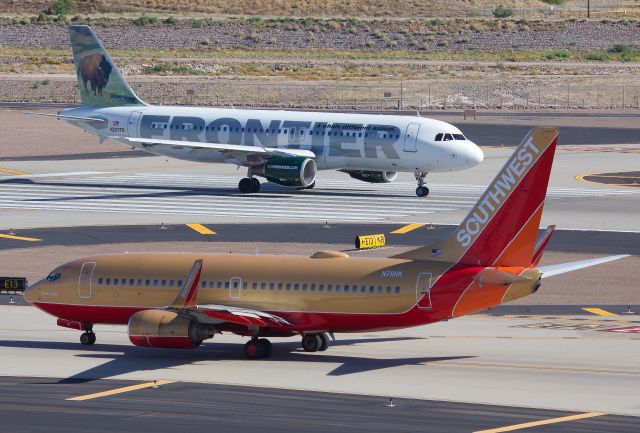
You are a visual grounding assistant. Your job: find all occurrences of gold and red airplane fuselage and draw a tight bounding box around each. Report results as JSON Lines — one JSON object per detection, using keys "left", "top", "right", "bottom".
{"left": 24, "top": 251, "right": 541, "bottom": 336}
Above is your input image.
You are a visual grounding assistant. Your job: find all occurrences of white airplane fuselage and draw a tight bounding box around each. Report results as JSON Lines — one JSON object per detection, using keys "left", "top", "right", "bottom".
{"left": 61, "top": 105, "right": 484, "bottom": 173}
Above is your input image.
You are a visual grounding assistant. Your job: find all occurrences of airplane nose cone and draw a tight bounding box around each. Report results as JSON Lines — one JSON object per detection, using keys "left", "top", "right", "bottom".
{"left": 467, "top": 142, "right": 484, "bottom": 166}
{"left": 22, "top": 279, "right": 41, "bottom": 304}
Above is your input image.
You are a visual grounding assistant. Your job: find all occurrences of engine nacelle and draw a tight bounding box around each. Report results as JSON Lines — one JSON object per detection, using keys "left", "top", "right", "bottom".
{"left": 128, "top": 309, "right": 215, "bottom": 349}
{"left": 344, "top": 170, "right": 398, "bottom": 183}
{"left": 250, "top": 157, "right": 317, "bottom": 187}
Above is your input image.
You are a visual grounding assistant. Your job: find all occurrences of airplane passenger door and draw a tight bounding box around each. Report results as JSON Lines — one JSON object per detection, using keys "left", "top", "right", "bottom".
{"left": 77, "top": 262, "right": 96, "bottom": 300}
{"left": 127, "top": 111, "right": 143, "bottom": 137}
{"left": 404, "top": 123, "right": 420, "bottom": 152}
{"left": 415, "top": 272, "right": 432, "bottom": 310}
{"left": 229, "top": 277, "right": 242, "bottom": 299}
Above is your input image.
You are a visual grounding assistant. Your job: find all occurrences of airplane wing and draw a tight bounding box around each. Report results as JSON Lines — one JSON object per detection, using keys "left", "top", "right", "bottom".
{"left": 116, "top": 136, "right": 316, "bottom": 163}
{"left": 539, "top": 254, "right": 629, "bottom": 278}
{"left": 164, "top": 259, "right": 292, "bottom": 329}
{"left": 169, "top": 304, "right": 292, "bottom": 328}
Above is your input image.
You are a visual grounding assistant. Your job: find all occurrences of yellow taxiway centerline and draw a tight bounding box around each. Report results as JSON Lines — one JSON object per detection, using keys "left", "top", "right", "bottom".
{"left": 66, "top": 380, "right": 175, "bottom": 401}
{"left": 582, "top": 307, "right": 618, "bottom": 317}
{"left": 0, "top": 167, "right": 28, "bottom": 175}
{"left": 391, "top": 223, "right": 425, "bottom": 234}
{"left": 0, "top": 234, "right": 41, "bottom": 242}
{"left": 186, "top": 223, "right": 216, "bottom": 235}
{"left": 474, "top": 412, "right": 606, "bottom": 433}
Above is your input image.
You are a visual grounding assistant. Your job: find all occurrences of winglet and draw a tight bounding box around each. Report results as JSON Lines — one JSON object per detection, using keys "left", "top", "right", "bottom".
{"left": 172, "top": 259, "right": 203, "bottom": 308}
{"left": 532, "top": 225, "right": 556, "bottom": 266}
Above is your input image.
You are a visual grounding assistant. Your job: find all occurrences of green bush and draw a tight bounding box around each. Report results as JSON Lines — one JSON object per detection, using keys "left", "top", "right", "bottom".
{"left": 163, "top": 16, "right": 177, "bottom": 25}
{"left": 611, "top": 44, "right": 638, "bottom": 61}
{"left": 585, "top": 52, "right": 611, "bottom": 61}
{"left": 493, "top": 5, "right": 513, "bottom": 18}
{"left": 133, "top": 15, "right": 157, "bottom": 26}
{"left": 52, "top": 0, "right": 75, "bottom": 16}
{"left": 545, "top": 49, "right": 569, "bottom": 60}
{"left": 541, "top": 0, "right": 565, "bottom": 4}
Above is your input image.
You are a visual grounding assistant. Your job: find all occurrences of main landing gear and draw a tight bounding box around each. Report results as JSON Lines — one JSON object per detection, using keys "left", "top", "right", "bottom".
{"left": 244, "top": 337, "right": 272, "bottom": 359}
{"left": 238, "top": 177, "right": 260, "bottom": 194}
{"left": 415, "top": 170, "right": 430, "bottom": 197}
{"left": 301, "top": 333, "right": 329, "bottom": 352}
{"left": 80, "top": 324, "right": 96, "bottom": 346}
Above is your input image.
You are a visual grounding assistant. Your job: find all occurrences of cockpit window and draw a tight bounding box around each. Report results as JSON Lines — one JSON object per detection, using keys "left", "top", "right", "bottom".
{"left": 444, "top": 133, "right": 453, "bottom": 141}
{"left": 453, "top": 134, "right": 466, "bottom": 140}
{"left": 46, "top": 272, "right": 61, "bottom": 281}
{"left": 435, "top": 133, "right": 443, "bottom": 141}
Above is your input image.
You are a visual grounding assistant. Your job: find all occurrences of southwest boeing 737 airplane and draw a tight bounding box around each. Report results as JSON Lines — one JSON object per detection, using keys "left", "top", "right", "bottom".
{"left": 24, "top": 127, "right": 627, "bottom": 359}
{"left": 37, "top": 25, "right": 483, "bottom": 196}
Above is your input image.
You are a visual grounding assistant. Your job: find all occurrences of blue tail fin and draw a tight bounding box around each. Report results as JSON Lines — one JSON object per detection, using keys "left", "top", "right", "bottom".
{"left": 69, "top": 25, "right": 145, "bottom": 107}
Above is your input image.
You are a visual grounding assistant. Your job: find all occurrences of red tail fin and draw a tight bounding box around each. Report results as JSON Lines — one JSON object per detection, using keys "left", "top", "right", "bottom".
{"left": 395, "top": 127, "right": 558, "bottom": 267}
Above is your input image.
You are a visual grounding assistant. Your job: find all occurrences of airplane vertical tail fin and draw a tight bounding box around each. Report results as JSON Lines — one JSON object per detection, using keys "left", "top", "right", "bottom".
{"left": 69, "top": 25, "right": 145, "bottom": 107}
{"left": 394, "top": 127, "right": 559, "bottom": 267}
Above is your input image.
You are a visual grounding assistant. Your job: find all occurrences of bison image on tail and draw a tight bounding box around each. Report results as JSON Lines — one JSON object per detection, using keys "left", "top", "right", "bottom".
{"left": 78, "top": 53, "right": 112, "bottom": 96}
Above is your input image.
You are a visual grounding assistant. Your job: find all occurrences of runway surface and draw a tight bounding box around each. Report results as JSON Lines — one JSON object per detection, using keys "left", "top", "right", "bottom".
{"left": 1, "top": 376, "right": 637, "bottom": 433}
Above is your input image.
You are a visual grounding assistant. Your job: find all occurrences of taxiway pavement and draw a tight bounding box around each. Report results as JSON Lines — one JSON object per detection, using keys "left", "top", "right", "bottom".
{"left": 1, "top": 305, "right": 638, "bottom": 420}
{"left": 1, "top": 376, "right": 638, "bottom": 433}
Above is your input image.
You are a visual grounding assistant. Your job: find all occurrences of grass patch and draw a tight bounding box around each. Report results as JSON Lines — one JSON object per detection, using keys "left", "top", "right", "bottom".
{"left": 141, "top": 63, "right": 206, "bottom": 75}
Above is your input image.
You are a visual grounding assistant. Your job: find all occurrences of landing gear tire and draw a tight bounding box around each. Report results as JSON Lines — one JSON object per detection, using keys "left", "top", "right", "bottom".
{"left": 305, "top": 181, "right": 315, "bottom": 190}
{"left": 416, "top": 186, "right": 429, "bottom": 197}
{"left": 80, "top": 331, "right": 95, "bottom": 346}
{"left": 301, "top": 333, "right": 323, "bottom": 352}
{"left": 239, "top": 177, "right": 260, "bottom": 194}
{"left": 414, "top": 171, "right": 429, "bottom": 197}
{"left": 318, "top": 333, "right": 329, "bottom": 351}
{"left": 244, "top": 338, "right": 272, "bottom": 359}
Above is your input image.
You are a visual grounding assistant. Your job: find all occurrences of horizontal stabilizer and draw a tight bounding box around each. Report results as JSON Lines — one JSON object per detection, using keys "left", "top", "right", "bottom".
{"left": 539, "top": 254, "right": 629, "bottom": 278}
{"left": 474, "top": 268, "right": 530, "bottom": 288}
{"left": 25, "top": 112, "right": 105, "bottom": 122}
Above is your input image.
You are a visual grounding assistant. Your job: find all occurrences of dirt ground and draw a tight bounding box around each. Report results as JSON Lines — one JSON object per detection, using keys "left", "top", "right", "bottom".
{"left": 0, "top": 241, "right": 636, "bottom": 305}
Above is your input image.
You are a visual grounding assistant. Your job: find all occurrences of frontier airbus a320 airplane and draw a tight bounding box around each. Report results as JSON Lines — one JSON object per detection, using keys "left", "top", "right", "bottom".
{"left": 36, "top": 25, "right": 483, "bottom": 196}
{"left": 24, "top": 127, "right": 627, "bottom": 359}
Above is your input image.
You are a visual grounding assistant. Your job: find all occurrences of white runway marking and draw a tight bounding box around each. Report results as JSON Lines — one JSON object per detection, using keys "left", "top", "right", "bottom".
{"left": 0, "top": 172, "right": 638, "bottom": 222}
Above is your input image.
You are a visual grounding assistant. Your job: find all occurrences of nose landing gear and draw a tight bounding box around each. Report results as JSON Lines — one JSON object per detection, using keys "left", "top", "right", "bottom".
{"left": 415, "top": 171, "right": 430, "bottom": 197}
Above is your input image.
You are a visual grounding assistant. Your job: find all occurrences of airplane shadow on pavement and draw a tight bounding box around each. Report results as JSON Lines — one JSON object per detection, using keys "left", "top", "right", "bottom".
{"left": 0, "top": 337, "right": 475, "bottom": 382}
{"left": 2, "top": 179, "right": 406, "bottom": 200}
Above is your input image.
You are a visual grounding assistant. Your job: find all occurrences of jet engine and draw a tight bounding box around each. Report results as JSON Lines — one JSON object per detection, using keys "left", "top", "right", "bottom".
{"left": 343, "top": 170, "right": 398, "bottom": 183}
{"left": 250, "top": 157, "right": 317, "bottom": 188}
{"left": 128, "top": 309, "right": 215, "bottom": 349}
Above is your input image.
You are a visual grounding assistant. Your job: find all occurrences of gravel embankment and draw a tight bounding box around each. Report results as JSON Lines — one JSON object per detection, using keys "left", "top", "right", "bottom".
{"left": 0, "top": 20, "right": 638, "bottom": 52}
